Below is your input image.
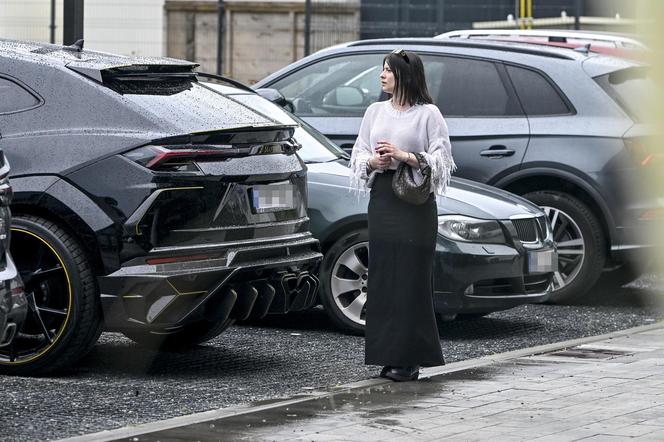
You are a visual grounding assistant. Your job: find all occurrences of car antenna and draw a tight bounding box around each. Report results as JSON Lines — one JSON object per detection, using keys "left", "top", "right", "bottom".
{"left": 573, "top": 43, "right": 591, "bottom": 55}
{"left": 64, "top": 39, "right": 84, "bottom": 52}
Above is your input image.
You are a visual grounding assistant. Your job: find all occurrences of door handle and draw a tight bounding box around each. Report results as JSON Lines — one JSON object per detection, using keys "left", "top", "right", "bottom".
{"left": 480, "top": 145, "right": 515, "bottom": 158}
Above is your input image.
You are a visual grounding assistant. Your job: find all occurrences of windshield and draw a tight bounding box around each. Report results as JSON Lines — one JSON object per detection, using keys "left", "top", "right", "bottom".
{"left": 230, "top": 93, "right": 347, "bottom": 163}
{"left": 595, "top": 67, "right": 652, "bottom": 123}
{"left": 120, "top": 81, "right": 273, "bottom": 132}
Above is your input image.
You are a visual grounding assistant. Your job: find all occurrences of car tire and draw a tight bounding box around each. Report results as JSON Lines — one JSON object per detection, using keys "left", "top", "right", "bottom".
{"left": 0, "top": 215, "right": 102, "bottom": 375}
{"left": 522, "top": 191, "right": 606, "bottom": 304}
{"left": 319, "top": 228, "right": 369, "bottom": 335}
{"left": 122, "top": 318, "right": 234, "bottom": 350}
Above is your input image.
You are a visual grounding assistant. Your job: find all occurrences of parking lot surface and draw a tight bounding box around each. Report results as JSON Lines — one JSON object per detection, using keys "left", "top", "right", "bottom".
{"left": 106, "top": 321, "right": 664, "bottom": 442}
{"left": 1, "top": 277, "right": 662, "bottom": 441}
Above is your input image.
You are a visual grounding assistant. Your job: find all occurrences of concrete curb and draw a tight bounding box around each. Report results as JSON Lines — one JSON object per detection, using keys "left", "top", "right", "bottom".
{"left": 58, "top": 320, "right": 664, "bottom": 442}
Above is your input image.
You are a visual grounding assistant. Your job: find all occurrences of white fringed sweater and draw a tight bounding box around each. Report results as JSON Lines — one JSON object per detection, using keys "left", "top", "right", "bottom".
{"left": 349, "top": 101, "right": 456, "bottom": 197}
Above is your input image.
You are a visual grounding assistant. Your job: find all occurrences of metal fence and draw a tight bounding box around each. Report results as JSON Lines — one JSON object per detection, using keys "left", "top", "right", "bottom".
{"left": 306, "top": 0, "right": 360, "bottom": 56}
{"left": 355, "top": 0, "right": 584, "bottom": 40}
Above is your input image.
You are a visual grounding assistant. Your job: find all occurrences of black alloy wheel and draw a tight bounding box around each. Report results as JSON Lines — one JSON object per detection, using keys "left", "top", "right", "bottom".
{"left": 0, "top": 215, "right": 102, "bottom": 375}
{"left": 319, "top": 228, "right": 369, "bottom": 335}
{"left": 523, "top": 191, "right": 606, "bottom": 304}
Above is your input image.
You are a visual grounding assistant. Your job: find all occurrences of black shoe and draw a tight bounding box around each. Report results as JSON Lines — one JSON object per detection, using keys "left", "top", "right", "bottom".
{"left": 379, "top": 366, "right": 391, "bottom": 378}
{"left": 384, "top": 366, "right": 420, "bottom": 382}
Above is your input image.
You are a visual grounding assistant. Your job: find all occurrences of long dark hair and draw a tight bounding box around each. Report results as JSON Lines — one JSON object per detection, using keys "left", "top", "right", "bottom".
{"left": 383, "top": 50, "right": 434, "bottom": 106}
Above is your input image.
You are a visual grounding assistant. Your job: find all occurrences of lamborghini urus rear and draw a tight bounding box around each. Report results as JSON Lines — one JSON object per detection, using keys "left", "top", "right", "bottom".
{"left": 0, "top": 40, "right": 321, "bottom": 374}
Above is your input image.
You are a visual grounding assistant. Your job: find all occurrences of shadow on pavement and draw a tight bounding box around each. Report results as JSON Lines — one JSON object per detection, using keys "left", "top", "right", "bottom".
{"left": 68, "top": 337, "right": 293, "bottom": 379}
{"left": 571, "top": 273, "right": 663, "bottom": 308}
{"left": 243, "top": 305, "right": 546, "bottom": 340}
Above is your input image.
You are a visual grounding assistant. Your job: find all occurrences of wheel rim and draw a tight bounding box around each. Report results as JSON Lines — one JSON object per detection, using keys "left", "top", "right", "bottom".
{"left": 0, "top": 228, "right": 72, "bottom": 364}
{"left": 330, "top": 241, "right": 369, "bottom": 326}
{"left": 541, "top": 206, "right": 585, "bottom": 291}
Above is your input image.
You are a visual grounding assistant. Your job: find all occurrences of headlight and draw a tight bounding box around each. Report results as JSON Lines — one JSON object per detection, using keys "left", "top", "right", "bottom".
{"left": 437, "top": 215, "right": 507, "bottom": 243}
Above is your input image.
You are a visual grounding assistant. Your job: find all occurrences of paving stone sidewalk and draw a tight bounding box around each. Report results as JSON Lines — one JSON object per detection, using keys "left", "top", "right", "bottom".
{"left": 65, "top": 322, "right": 664, "bottom": 442}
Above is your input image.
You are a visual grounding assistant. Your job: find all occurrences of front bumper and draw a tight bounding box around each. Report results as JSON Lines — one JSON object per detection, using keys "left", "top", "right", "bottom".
{"left": 0, "top": 255, "right": 27, "bottom": 347}
{"left": 100, "top": 232, "right": 322, "bottom": 331}
{"left": 432, "top": 240, "right": 556, "bottom": 316}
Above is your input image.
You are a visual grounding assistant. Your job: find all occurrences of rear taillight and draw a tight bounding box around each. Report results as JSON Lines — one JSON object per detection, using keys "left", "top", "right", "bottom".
{"left": 124, "top": 145, "right": 227, "bottom": 172}
{"left": 624, "top": 137, "right": 661, "bottom": 167}
{"left": 124, "top": 139, "right": 301, "bottom": 172}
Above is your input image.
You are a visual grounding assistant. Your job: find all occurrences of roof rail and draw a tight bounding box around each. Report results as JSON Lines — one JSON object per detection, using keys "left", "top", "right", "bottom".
{"left": 346, "top": 38, "right": 577, "bottom": 60}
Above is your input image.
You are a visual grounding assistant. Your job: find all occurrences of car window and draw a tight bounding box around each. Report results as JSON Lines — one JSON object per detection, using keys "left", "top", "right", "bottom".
{"left": 118, "top": 81, "right": 275, "bottom": 133}
{"left": 0, "top": 77, "right": 40, "bottom": 114}
{"left": 228, "top": 93, "right": 345, "bottom": 163}
{"left": 430, "top": 57, "right": 521, "bottom": 117}
{"left": 505, "top": 65, "right": 571, "bottom": 116}
{"left": 269, "top": 53, "right": 521, "bottom": 118}
{"left": 594, "top": 66, "right": 652, "bottom": 123}
{"left": 269, "top": 53, "right": 385, "bottom": 117}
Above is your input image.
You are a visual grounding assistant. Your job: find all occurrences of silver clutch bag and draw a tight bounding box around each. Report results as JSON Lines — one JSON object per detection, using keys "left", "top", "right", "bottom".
{"left": 391, "top": 152, "right": 431, "bottom": 205}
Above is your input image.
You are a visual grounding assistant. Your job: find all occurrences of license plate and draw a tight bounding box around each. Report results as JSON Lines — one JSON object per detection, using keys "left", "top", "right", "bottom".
{"left": 528, "top": 249, "right": 557, "bottom": 273}
{"left": 250, "top": 182, "right": 295, "bottom": 213}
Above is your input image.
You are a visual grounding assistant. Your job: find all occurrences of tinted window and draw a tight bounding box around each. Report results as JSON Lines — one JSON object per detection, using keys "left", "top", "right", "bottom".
{"left": 228, "top": 93, "right": 345, "bottom": 163}
{"left": 0, "top": 77, "right": 40, "bottom": 113}
{"left": 269, "top": 53, "right": 385, "bottom": 117}
{"left": 506, "top": 65, "right": 570, "bottom": 116}
{"left": 595, "top": 67, "right": 651, "bottom": 123}
{"left": 431, "top": 57, "right": 521, "bottom": 117}
{"left": 269, "top": 53, "right": 521, "bottom": 118}
{"left": 122, "top": 82, "right": 273, "bottom": 133}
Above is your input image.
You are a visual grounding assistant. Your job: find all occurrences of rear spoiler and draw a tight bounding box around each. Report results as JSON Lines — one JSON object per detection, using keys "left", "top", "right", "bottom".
{"left": 66, "top": 61, "right": 199, "bottom": 84}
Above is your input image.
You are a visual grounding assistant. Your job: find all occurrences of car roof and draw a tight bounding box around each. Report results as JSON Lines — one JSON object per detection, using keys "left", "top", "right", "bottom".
{"left": 0, "top": 38, "right": 197, "bottom": 81}
{"left": 449, "top": 36, "right": 648, "bottom": 62}
{"left": 255, "top": 36, "right": 641, "bottom": 89}
{"left": 327, "top": 37, "right": 587, "bottom": 61}
{"left": 336, "top": 37, "right": 644, "bottom": 71}
{"left": 436, "top": 29, "right": 648, "bottom": 49}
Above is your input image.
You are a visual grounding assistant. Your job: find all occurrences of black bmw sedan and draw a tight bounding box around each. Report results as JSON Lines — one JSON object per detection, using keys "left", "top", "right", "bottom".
{"left": 203, "top": 76, "right": 558, "bottom": 334}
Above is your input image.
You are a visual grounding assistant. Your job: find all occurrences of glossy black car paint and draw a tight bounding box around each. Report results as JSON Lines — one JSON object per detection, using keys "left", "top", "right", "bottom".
{"left": 204, "top": 78, "right": 557, "bottom": 332}
{"left": 0, "top": 40, "right": 321, "bottom": 372}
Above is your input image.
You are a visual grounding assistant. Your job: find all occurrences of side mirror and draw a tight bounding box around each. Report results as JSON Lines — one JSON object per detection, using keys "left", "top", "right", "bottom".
{"left": 255, "top": 88, "right": 295, "bottom": 113}
{"left": 322, "top": 86, "right": 364, "bottom": 107}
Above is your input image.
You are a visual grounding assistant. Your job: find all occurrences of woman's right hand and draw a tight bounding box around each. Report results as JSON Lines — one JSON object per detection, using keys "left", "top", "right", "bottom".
{"left": 369, "top": 152, "right": 391, "bottom": 171}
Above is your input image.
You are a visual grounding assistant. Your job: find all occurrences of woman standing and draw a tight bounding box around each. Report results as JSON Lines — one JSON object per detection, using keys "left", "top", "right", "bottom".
{"left": 350, "top": 49, "right": 456, "bottom": 382}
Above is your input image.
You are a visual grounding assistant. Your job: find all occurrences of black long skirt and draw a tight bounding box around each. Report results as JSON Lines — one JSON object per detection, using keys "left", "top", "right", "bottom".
{"left": 365, "top": 170, "right": 445, "bottom": 367}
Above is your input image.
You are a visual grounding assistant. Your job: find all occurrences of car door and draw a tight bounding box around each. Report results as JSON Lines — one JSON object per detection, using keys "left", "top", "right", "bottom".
{"left": 267, "top": 52, "right": 385, "bottom": 152}
{"left": 426, "top": 55, "right": 530, "bottom": 184}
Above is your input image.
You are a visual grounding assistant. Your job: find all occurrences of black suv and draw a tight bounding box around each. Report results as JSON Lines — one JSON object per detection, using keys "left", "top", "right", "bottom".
{"left": 0, "top": 40, "right": 322, "bottom": 375}
{"left": 255, "top": 38, "right": 656, "bottom": 303}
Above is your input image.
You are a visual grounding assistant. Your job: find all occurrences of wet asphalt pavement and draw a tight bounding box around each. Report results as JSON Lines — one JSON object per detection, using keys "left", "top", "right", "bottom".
{"left": 1, "top": 276, "right": 662, "bottom": 441}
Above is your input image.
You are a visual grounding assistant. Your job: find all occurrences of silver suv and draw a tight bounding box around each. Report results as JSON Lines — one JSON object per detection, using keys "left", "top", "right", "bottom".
{"left": 255, "top": 38, "right": 656, "bottom": 303}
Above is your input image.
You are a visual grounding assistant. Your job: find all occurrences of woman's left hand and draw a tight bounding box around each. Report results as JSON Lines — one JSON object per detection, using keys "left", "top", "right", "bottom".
{"left": 376, "top": 141, "right": 408, "bottom": 162}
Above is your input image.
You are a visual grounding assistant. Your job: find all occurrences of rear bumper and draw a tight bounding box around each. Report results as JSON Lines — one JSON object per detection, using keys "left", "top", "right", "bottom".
{"left": 100, "top": 233, "right": 322, "bottom": 331}
{"left": 609, "top": 223, "right": 655, "bottom": 268}
{"left": 432, "top": 240, "right": 554, "bottom": 316}
{"left": 0, "top": 255, "right": 27, "bottom": 348}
